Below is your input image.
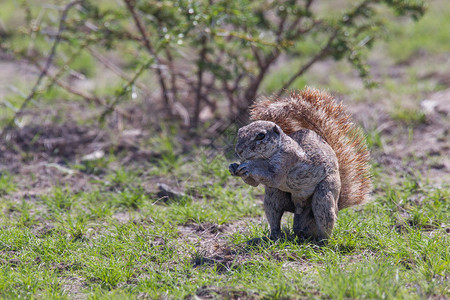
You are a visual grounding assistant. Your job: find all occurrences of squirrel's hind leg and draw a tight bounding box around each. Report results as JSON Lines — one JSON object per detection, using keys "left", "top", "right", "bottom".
{"left": 293, "top": 207, "right": 318, "bottom": 240}
{"left": 264, "top": 187, "right": 294, "bottom": 240}
{"left": 311, "top": 179, "right": 339, "bottom": 242}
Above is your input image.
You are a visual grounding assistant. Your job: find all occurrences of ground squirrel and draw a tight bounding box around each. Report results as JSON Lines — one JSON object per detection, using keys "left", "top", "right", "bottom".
{"left": 229, "top": 87, "right": 371, "bottom": 243}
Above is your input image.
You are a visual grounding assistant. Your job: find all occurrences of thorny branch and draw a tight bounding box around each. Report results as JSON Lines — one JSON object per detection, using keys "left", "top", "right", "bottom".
{"left": 164, "top": 48, "right": 179, "bottom": 105}
{"left": 123, "top": 0, "right": 172, "bottom": 115}
{"left": 277, "top": 30, "right": 339, "bottom": 95}
{"left": 87, "top": 46, "right": 152, "bottom": 96}
{"left": 239, "top": 0, "right": 317, "bottom": 112}
{"left": 99, "top": 58, "right": 153, "bottom": 120}
{"left": 27, "top": 56, "right": 131, "bottom": 119}
{"left": 193, "top": 35, "right": 208, "bottom": 129}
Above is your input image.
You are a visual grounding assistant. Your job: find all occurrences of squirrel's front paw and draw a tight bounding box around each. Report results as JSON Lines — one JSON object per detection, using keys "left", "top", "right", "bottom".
{"left": 229, "top": 163, "right": 240, "bottom": 176}
{"left": 228, "top": 162, "right": 250, "bottom": 177}
{"left": 235, "top": 163, "right": 250, "bottom": 177}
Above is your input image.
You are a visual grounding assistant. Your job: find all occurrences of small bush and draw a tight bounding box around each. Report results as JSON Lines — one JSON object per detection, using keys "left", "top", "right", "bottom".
{"left": 1, "top": 0, "right": 426, "bottom": 130}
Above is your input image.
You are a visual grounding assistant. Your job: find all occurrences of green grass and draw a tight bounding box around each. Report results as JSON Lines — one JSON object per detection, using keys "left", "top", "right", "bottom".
{"left": 390, "top": 105, "right": 427, "bottom": 125}
{"left": 0, "top": 149, "right": 448, "bottom": 299}
{"left": 386, "top": 2, "right": 450, "bottom": 62}
{"left": 0, "top": 172, "right": 16, "bottom": 196}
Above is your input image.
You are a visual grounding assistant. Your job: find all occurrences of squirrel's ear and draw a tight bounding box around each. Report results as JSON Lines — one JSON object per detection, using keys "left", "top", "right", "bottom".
{"left": 273, "top": 125, "right": 280, "bottom": 135}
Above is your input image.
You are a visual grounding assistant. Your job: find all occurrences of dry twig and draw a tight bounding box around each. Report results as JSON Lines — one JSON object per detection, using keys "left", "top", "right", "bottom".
{"left": 123, "top": 0, "right": 172, "bottom": 115}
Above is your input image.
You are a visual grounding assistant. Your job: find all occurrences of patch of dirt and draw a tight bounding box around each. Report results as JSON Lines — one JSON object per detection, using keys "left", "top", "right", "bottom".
{"left": 381, "top": 90, "right": 450, "bottom": 185}
{"left": 0, "top": 120, "right": 164, "bottom": 199}
{"left": 1, "top": 122, "right": 154, "bottom": 168}
{"left": 32, "top": 224, "right": 56, "bottom": 238}
{"left": 112, "top": 211, "right": 132, "bottom": 224}
{"left": 7, "top": 123, "right": 104, "bottom": 157}
{"left": 60, "top": 276, "right": 86, "bottom": 300}
{"left": 345, "top": 88, "right": 450, "bottom": 186}
{"left": 189, "top": 285, "right": 258, "bottom": 300}
{"left": 51, "top": 262, "right": 79, "bottom": 272}
{"left": 178, "top": 220, "right": 254, "bottom": 273}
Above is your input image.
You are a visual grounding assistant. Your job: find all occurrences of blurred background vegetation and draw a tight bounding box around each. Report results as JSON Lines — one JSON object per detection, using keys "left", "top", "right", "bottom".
{"left": 1, "top": 0, "right": 444, "bottom": 138}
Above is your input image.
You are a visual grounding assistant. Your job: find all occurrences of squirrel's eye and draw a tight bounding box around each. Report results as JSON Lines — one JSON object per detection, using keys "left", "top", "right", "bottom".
{"left": 255, "top": 132, "right": 265, "bottom": 141}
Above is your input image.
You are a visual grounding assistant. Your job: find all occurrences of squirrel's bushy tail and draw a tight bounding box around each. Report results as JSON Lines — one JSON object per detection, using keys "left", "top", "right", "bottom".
{"left": 250, "top": 87, "right": 371, "bottom": 209}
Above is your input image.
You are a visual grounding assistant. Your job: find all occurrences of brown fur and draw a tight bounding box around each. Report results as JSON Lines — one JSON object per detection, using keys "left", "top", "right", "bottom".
{"left": 250, "top": 87, "right": 371, "bottom": 210}
{"left": 229, "top": 121, "right": 341, "bottom": 241}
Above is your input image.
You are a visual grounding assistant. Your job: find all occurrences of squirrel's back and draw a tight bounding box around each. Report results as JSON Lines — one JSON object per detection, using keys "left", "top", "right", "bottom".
{"left": 250, "top": 87, "right": 371, "bottom": 209}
